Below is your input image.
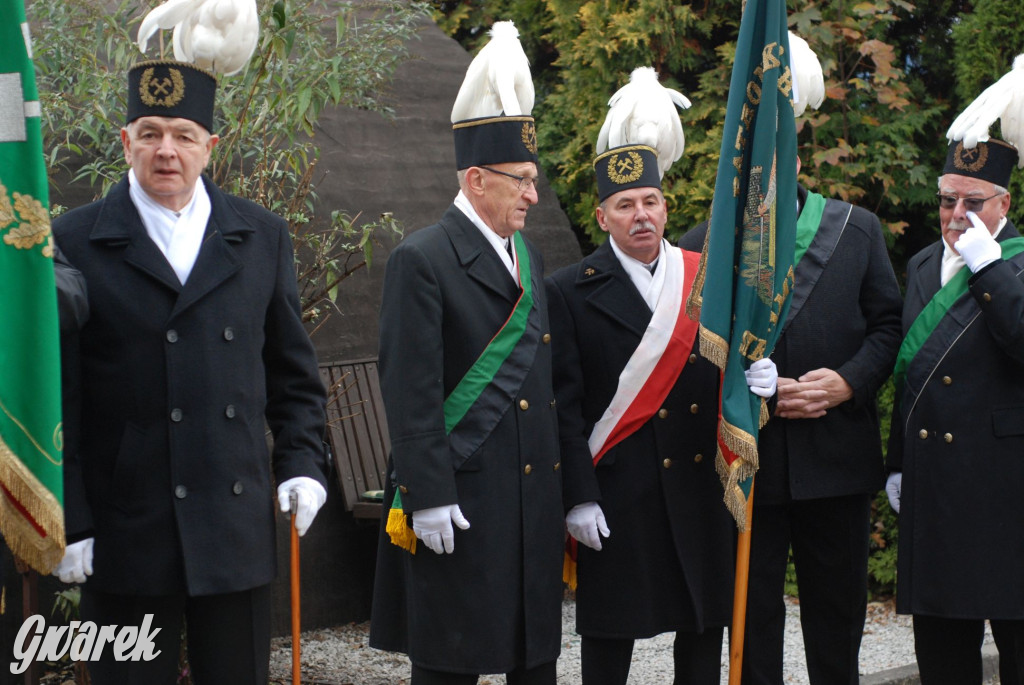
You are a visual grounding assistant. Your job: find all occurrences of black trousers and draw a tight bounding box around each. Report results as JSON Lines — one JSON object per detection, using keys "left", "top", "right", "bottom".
{"left": 914, "top": 614, "right": 1024, "bottom": 685}
{"left": 80, "top": 585, "right": 271, "bottom": 685}
{"left": 411, "top": 660, "right": 557, "bottom": 685}
{"left": 740, "top": 494, "right": 871, "bottom": 685}
{"left": 580, "top": 630, "right": 723, "bottom": 685}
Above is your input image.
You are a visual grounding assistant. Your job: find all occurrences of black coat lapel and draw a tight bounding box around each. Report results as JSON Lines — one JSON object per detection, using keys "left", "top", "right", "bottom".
{"left": 441, "top": 205, "right": 520, "bottom": 304}
{"left": 576, "top": 241, "right": 651, "bottom": 338}
{"left": 170, "top": 178, "right": 252, "bottom": 318}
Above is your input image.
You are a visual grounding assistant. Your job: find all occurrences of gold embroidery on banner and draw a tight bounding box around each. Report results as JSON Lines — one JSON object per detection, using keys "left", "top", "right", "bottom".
{"left": 521, "top": 121, "right": 538, "bottom": 154}
{"left": 139, "top": 67, "right": 186, "bottom": 108}
{"left": 0, "top": 181, "right": 53, "bottom": 255}
{"left": 607, "top": 151, "right": 644, "bottom": 184}
{"left": 953, "top": 141, "right": 988, "bottom": 173}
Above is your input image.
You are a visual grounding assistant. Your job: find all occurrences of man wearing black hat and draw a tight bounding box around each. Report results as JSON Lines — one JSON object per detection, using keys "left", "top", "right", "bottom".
{"left": 50, "top": 60, "right": 329, "bottom": 684}
{"left": 368, "top": 106, "right": 564, "bottom": 681}
{"left": 546, "top": 143, "right": 777, "bottom": 685}
{"left": 885, "top": 137, "right": 1024, "bottom": 685}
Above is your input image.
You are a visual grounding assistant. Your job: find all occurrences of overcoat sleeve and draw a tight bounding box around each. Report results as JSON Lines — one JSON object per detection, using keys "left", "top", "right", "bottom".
{"left": 262, "top": 219, "right": 329, "bottom": 489}
{"left": 378, "top": 240, "right": 459, "bottom": 512}
{"left": 969, "top": 258, "right": 1024, "bottom": 365}
{"left": 545, "top": 272, "right": 602, "bottom": 511}
{"left": 833, "top": 208, "right": 903, "bottom": 409}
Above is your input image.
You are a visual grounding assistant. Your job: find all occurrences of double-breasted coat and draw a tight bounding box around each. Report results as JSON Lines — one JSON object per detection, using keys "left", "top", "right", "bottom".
{"left": 52, "top": 175, "right": 328, "bottom": 597}
{"left": 368, "top": 205, "right": 564, "bottom": 674}
{"left": 888, "top": 220, "right": 1024, "bottom": 619}
{"left": 545, "top": 241, "right": 734, "bottom": 639}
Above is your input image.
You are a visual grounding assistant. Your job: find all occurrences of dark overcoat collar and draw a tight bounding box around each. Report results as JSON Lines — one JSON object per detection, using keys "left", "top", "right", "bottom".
{"left": 572, "top": 240, "right": 651, "bottom": 338}
{"left": 88, "top": 175, "right": 256, "bottom": 318}
{"left": 439, "top": 204, "right": 520, "bottom": 304}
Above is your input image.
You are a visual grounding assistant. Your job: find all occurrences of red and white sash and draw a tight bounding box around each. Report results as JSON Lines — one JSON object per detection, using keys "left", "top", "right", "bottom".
{"left": 588, "top": 247, "right": 702, "bottom": 464}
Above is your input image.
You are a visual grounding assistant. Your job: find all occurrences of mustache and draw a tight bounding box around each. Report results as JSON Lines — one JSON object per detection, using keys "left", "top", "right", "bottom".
{"left": 629, "top": 220, "right": 658, "bottom": 236}
{"left": 947, "top": 219, "right": 968, "bottom": 232}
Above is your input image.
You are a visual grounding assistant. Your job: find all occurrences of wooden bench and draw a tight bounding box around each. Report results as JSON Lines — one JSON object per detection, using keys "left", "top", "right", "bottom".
{"left": 319, "top": 358, "right": 390, "bottom": 519}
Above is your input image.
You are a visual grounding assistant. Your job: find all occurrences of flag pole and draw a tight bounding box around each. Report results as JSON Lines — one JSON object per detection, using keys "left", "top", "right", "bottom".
{"left": 728, "top": 479, "right": 755, "bottom": 685}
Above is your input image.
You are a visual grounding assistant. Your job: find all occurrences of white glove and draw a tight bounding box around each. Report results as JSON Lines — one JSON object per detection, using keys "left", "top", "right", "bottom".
{"left": 412, "top": 504, "right": 471, "bottom": 555}
{"left": 566, "top": 501, "right": 610, "bottom": 551}
{"left": 885, "top": 472, "right": 902, "bottom": 513}
{"left": 745, "top": 358, "right": 778, "bottom": 398}
{"left": 53, "top": 537, "right": 94, "bottom": 584}
{"left": 955, "top": 211, "right": 1001, "bottom": 272}
{"left": 277, "top": 476, "right": 327, "bottom": 537}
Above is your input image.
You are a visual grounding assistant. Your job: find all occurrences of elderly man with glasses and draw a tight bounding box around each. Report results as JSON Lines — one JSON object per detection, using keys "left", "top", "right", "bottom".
{"left": 885, "top": 137, "right": 1024, "bottom": 685}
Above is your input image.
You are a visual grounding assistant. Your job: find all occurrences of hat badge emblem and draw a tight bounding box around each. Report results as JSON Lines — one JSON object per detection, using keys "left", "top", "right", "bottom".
{"left": 139, "top": 67, "right": 186, "bottom": 108}
{"left": 607, "top": 151, "right": 644, "bottom": 184}
{"left": 953, "top": 141, "right": 988, "bottom": 173}
{"left": 521, "top": 121, "right": 538, "bottom": 154}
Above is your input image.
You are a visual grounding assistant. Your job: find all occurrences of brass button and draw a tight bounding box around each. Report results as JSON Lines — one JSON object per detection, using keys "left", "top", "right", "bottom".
{"left": 662, "top": 458, "right": 673, "bottom": 469}
{"left": 942, "top": 376, "right": 952, "bottom": 385}
{"left": 690, "top": 403, "right": 699, "bottom": 414}
{"left": 223, "top": 326, "right": 235, "bottom": 341}
{"left": 918, "top": 429, "right": 928, "bottom": 440}
{"left": 170, "top": 408, "right": 183, "bottom": 422}
{"left": 542, "top": 333, "right": 551, "bottom": 344}
{"left": 166, "top": 329, "right": 178, "bottom": 343}
{"left": 694, "top": 453, "right": 704, "bottom": 463}
{"left": 232, "top": 481, "right": 244, "bottom": 495}
{"left": 519, "top": 399, "right": 529, "bottom": 411}
{"left": 524, "top": 464, "right": 533, "bottom": 475}
{"left": 550, "top": 399, "right": 557, "bottom": 408}
{"left": 399, "top": 485, "right": 408, "bottom": 494}
{"left": 174, "top": 485, "right": 187, "bottom": 499}
{"left": 657, "top": 408, "right": 669, "bottom": 419}
{"left": 553, "top": 462, "right": 560, "bottom": 472}
{"left": 944, "top": 433, "right": 953, "bottom": 443}
{"left": 688, "top": 354, "right": 697, "bottom": 364}
{"left": 225, "top": 404, "right": 236, "bottom": 419}
{"left": 983, "top": 293, "right": 992, "bottom": 302}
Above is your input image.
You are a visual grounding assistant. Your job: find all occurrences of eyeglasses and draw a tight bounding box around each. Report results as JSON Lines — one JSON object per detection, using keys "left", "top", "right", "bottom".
{"left": 936, "top": 192, "right": 1002, "bottom": 212}
{"left": 478, "top": 166, "right": 541, "bottom": 192}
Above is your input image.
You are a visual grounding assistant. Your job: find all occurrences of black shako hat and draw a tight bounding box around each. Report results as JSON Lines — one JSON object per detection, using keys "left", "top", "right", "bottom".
{"left": 127, "top": 60, "right": 218, "bottom": 132}
{"left": 594, "top": 144, "right": 662, "bottom": 202}
{"left": 942, "top": 139, "right": 1018, "bottom": 188}
{"left": 452, "top": 115, "right": 539, "bottom": 170}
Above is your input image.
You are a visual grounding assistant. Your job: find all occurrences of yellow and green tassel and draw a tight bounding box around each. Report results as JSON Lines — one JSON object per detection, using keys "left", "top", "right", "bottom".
{"left": 385, "top": 491, "right": 417, "bottom": 554}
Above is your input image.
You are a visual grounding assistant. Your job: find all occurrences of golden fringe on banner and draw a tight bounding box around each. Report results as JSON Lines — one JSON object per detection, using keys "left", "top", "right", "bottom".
{"left": 698, "top": 324, "right": 729, "bottom": 370}
{"left": 714, "top": 418, "right": 759, "bottom": 531}
{"left": 0, "top": 438, "right": 65, "bottom": 574}
{"left": 685, "top": 236, "right": 710, "bottom": 321}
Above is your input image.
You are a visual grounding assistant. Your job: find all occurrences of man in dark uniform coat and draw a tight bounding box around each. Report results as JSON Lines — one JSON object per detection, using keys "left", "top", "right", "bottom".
{"left": 680, "top": 158, "right": 903, "bottom": 684}
{"left": 886, "top": 138, "right": 1024, "bottom": 685}
{"left": 368, "top": 51, "right": 564, "bottom": 683}
{"left": 548, "top": 143, "right": 777, "bottom": 685}
{"left": 50, "top": 61, "right": 329, "bottom": 684}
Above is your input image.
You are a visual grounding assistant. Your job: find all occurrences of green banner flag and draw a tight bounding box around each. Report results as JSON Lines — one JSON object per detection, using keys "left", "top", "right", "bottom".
{"left": 687, "top": 0, "right": 797, "bottom": 529}
{"left": 0, "top": 0, "right": 65, "bottom": 573}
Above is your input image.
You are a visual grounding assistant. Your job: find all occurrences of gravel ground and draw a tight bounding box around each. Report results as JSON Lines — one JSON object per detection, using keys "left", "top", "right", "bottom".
{"left": 269, "top": 595, "right": 996, "bottom": 684}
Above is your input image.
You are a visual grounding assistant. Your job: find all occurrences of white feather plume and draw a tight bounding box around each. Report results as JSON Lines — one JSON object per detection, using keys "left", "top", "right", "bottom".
{"left": 138, "top": 0, "right": 259, "bottom": 76}
{"left": 451, "top": 20, "right": 534, "bottom": 122}
{"left": 787, "top": 31, "right": 825, "bottom": 117}
{"left": 947, "top": 54, "right": 1024, "bottom": 167}
{"left": 595, "top": 67, "right": 691, "bottom": 179}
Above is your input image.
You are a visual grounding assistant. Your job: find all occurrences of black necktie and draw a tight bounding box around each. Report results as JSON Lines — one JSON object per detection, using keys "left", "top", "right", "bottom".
{"left": 506, "top": 239, "right": 514, "bottom": 260}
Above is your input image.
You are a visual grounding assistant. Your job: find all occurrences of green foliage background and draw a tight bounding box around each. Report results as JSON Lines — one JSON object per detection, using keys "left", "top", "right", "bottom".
{"left": 435, "top": 0, "right": 1024, "bottom": 598}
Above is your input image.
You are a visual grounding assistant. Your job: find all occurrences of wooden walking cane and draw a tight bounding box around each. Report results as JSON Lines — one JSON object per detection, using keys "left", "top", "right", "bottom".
{"left": 290, "top": 491, "right": 301, "bottom": 685}
{"left": 728, "top": 479, "right": 755, "bottom": 685}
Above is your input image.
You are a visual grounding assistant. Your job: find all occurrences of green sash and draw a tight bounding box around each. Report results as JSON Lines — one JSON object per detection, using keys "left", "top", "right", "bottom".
{"left": 443, "top": 231, "right": 534, "bottom": 434}
{"left": 893, "top": 237, "right": 1024, "bottom": 395}
{"left": 794, "top": 191, "right": 826, "bottom": 267}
